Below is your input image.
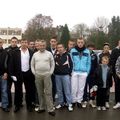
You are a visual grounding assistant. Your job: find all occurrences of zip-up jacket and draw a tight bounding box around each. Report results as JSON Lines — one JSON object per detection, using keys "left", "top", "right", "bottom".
{"left": 0, "top": 48, "right": 8, "bottom": 76}
{"left": 70, "top": 47, "right": 91, "bottom": 74}
{"left": 54, "top": 52, "right": 73, "bottom": 75}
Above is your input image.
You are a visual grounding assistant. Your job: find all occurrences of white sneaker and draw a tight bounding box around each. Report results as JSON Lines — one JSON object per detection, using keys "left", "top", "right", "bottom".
{"left": 105, "top": 102, "right": 110, "bottom": 109}
{"left": 68, "top": 104, "right": 73, "bottom": 112}
{"left": 97, "top": 106, "right": 101, "bottom": 111}
{"left": 101, "top": 106, "right": 106, "bottom": 111}
{"left": 113, "top": 103, "right": 120, "bottom": 109}
{"left": 35, "top": 107, "right": 39, "bottom": 112}
{"left": 82, "top": 101, "right": 87, "bottom": 108}
{"left": 89, "top": 100, "right": 96, "bottom": 108}
{"left": 56, "top": 104, "right": 62, "bottom": 109}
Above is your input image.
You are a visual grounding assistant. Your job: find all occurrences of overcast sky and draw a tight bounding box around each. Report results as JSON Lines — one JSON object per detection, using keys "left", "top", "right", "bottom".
{"left": 0, "top": 0, "right": 120, "bottom": 30}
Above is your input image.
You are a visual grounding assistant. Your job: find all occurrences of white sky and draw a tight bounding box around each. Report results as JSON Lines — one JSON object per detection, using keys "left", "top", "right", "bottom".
{"left": 0, "top": 0, "right": 120, "bottom": 30}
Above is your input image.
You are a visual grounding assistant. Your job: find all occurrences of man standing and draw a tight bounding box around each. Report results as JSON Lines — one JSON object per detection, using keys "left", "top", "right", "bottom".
{"left": 110, "top": 40, "right": 120, "bottom": 109}
{"left": 70, "top": 38, "right": 91, "bottom": 107}
{"left": 6, "top": 37, "right": 19, "bottom": 108}
{"left": 82, "top": 43, "right": 98, "bottom": 108}
{"left": 9, "top": 39, "right": 35, "bottom": 112}
{"left": 0, "top": 38, "right": 9, "bottom": 112}
{"left": 47, "top": 37, "right": 58, "bottom": 101}
{"left": 54, "top": 43, "right": 73, "bottom": 111}
{"left": 31, "top": 40, "right": 55, "bottom": 116}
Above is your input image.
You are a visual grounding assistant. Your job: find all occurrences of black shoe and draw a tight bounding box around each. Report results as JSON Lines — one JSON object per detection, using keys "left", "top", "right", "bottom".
{"left": 27, "top": 107, "right": 33, "bottom": 112}
{"left": 14, "top": 107, "right": 20, "bottom": 113}
{"left": 2, "top": 108, "right": 10, "bottom": 112}
{"left": 77, "top": 103, "right": 82, "bottom": 108}
{"left": 72, "top": 103, "right": 76, "bottom": 107}
{"left": 37, "top": 109, "right": 45, "bottom": 113}
{"left": 8, "top": 104, "right": 12, "bottom": 108}
{"left": 48, "top": 111, "right": 56, "bottom": 116}
{"left": 20, "top": 104, "right": 23, "bottom": 108}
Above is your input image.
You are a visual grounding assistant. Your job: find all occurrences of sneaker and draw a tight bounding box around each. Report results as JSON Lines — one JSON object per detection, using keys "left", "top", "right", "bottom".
{"left": 72, "top": 103, "right": 76, "bottom": 107}
{"left": 48, "top": 111, "right": 56, "bottom": 116}
{"left": 105, "top": 102, "right": 110, "bottom": 109}
{"left": 101, "top": 106, "right": 106, "bottom": 111}
{"left": 37, "top": 109, "right": 45, "bottom": 113}
{"left": 68, "top": 104, "right": 73, "bottom": 112}
{"left": 82, "top": 101, "right": 87, "bottom": 108}
{"left": 35, "top": 107, "right": 39, "bottom": 112}
{"left": 89, "top": 100, "right": 96, "bottom": 108}
{"left": 97, "top": 106, "right": 101, "bottom": 111}
{"left": 2, "top": 108, "right": 10, "bottom": 112}
{"left": 56, "top": 104, "right": 62, "bottom": 109}
{"left": 77, "top": 102, "right": 82, "bottom": 108}
{"left": 113, "top": 103, "right": 120, "bottom": 109}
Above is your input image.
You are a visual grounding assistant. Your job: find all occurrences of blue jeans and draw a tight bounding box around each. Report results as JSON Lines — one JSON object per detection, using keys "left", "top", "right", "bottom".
{"left": 55, "top": 75, "right": 72, "bottom": 105}
{"left": 0, "top": 76, "right": 8, "bottom": 108}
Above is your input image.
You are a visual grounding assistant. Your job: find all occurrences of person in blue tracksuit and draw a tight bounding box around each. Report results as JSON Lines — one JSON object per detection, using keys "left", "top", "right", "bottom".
{"left": 70, "top": 38, "right": 91, "bottom": 107}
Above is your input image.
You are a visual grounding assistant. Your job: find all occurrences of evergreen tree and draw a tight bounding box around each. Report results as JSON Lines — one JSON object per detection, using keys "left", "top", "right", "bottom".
{"left": 108, "top": 16, "right": 120, "bottom": 48}
{"left": 60, "top": 24, "right": 70, "bottom": 48}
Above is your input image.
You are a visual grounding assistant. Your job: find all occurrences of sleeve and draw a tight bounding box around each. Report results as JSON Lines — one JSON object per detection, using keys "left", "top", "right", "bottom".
{"left": 115, "top": 56, "right": 120, "bottom": 75}
{"left": 109, "top": 69, "right": 113, "bottom": 87}
{"left": 87, "top": 51, "right": 91, "bottom": 74}
{"left": 68, "top": 54, "right": 73, "bottom": 74}
{"left": 31, "top": 54, "right": 35, "bottom": 75}
{"left": 50, "top": 53, "right": 55, "bottom": 74}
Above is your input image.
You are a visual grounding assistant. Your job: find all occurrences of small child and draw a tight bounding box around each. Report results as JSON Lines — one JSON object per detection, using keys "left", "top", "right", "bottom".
{"left": 96, "top": 56, "right": 112, "bottom": 110}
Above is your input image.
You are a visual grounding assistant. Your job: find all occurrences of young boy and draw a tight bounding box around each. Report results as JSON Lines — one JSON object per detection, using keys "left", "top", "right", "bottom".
{"left": 96, "top": 56, "right": 112, "bottom": 110}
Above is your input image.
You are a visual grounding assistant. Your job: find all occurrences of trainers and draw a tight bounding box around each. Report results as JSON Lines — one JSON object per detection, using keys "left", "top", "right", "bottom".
{"left": 48, "top": 111, "right": 56, "bottom": 116}
{"left": 77, "top": 102, "right": 82, "bottom": 108}
{"left": 113, "top": 103, "right": 120, "bottom": 109}
{"left": 97, "top": 106, "right": 101, "bottom": 111}
{"left": 82, "top": 101, "right": 87, "bottom": 108}
{"left": 35, "top": 107, "right": 39, "bottom": 112}
{"left": 56, "top": 104, "right": 62, "bottom": 109}
{"left": 89, "top": 100, "right": 96, "bottom": 108}
{"left": 101, "top": 106, "right": 106, "bottom": 111}
{"left": 105, "top": 102, "right": 110, "bottom": 109}
{"left": 68, "top": 104, "right": 73, "bottom": 112}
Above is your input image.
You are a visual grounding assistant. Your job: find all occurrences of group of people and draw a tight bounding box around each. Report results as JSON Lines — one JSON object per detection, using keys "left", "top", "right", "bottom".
{"left": 0, "top": 36, "right": 120, "bottom": 116}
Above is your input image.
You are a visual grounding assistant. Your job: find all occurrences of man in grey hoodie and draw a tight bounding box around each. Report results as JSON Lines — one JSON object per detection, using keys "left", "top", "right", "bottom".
{"left": 31, "top": 40, "right": 55, "bottom": 116}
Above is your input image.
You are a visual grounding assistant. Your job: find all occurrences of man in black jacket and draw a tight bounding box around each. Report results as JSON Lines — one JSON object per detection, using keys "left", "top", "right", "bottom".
{"left": 54, "top": 43, "right": 73, "bottom": 111}
{"left": 0, "top": 38, "right": 9, "bottom": 112}
{"left": 110, "top": 40, "right": 120, "bottom": 109}
{"left": 82, "top": 43, "right": 98, "bottom": 108}
{"left": 6, "top": 37, "right": 19, "bottom": 108}
{"left": 9, "top": 39, "right": 35, "bottom": 112}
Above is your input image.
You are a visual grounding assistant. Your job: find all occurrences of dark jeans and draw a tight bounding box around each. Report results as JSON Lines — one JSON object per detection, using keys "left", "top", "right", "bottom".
{"left": 96, "top": 88, "right": 107, "bottom": 107}
{"left": 8, "top": 76, "right": 23, "bottom": 107}
{"left": 0, "top": 76, "right": 9, "bottom": 108}
{"left": 22, "top": 70, "right": 36, "bottom": 108}
{"left": 7, "top": 76, "right": 23, "bottom": 107}
{"left": 114, "top": 75, "right": 120, "bottom": 103}
{"left": 51, "top": 74, "right": 56, "bottom": 102}
{"left": 83, "top": 75, "right": 95, "bottom": 102}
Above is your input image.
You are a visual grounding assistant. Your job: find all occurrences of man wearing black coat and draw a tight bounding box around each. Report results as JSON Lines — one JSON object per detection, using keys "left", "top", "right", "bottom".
{"left": 110, "top": 40, "right": 120, "bottom": 109}
{"left": 5, "top": 37, "right": 19, "bottom": 108}
{"left": 9, "top": 39, "right": 35, "bottom": 112}
{"left": 0, "top": 38, "right": 9, "bottom": 112}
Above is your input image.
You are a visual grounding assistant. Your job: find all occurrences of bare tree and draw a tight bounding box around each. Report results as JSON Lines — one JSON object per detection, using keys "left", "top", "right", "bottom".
{"left": 71, "top": 23, "right": 90, "bottom": 39}
{"left": 93, "top": 17, "right": 109, "bottom": 33}
{"left": 27, "top": 14, "right": 53, "bottom": 30}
